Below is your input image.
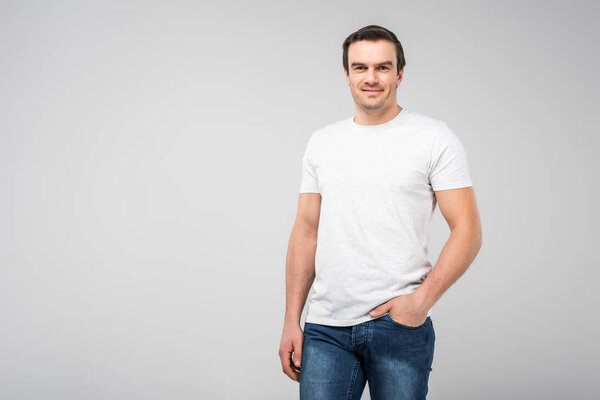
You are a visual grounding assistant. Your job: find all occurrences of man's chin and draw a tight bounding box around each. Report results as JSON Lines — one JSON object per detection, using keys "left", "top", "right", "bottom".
{"left": 358, "top": 101, "right": 385, "bottom": 111}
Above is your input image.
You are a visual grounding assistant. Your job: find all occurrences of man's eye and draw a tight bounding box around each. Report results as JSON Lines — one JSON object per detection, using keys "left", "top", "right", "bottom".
{"left": 354, "top": 66, "right": 388, "bottom": 70}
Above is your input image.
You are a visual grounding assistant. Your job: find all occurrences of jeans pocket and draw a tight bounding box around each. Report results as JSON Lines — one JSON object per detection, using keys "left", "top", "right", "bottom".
{"left": 384, "top": 313, "right": 427, "bottom": 330}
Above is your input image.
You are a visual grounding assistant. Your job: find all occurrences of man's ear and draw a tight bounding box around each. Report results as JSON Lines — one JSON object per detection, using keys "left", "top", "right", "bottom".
{"left": 344, "top": 68, "right": 350, "bottom": 85}
{"left": 397, "top": 67, "right": 404, "bottom": 85}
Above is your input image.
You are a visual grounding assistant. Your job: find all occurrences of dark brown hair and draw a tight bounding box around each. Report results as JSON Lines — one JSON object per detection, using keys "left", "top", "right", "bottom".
{"left": 342, "top": 25, "right": 406, "bottom": 75}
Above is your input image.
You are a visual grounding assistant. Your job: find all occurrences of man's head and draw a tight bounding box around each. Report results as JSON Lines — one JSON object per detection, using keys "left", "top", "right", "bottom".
{"left": 342, "top": 25, "right": 406, "bottom": 113}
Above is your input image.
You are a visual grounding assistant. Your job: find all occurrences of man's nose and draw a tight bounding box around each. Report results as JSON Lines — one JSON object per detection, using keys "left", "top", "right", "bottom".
{"left": 364, "top": 68, "right": 378, "bottom": 84}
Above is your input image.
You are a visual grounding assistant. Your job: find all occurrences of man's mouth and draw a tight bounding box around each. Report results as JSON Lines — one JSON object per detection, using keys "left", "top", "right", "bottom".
{"left": 362, "top": 88, "right": 383, "bottom": 94}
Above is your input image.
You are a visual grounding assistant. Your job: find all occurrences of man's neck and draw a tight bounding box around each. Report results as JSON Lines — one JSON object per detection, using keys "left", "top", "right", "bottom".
{"left": 353, "top": 104, "right": 403, "bottom": 126}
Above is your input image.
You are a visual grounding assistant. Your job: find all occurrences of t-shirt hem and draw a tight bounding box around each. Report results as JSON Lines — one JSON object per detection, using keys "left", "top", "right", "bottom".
{"left": 299, "top": 187, "right": 320, "bottom": 193}
{"left": 305, "top": 309, "right": 433, "bottom": 327}
{"left": 431, "top": 181, "right": 473, "bottom": 191}
{"left": 304, "top": 314, "right": 383, "bottom": 326}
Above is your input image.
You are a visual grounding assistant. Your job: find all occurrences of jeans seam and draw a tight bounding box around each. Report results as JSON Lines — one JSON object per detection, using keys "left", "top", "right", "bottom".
{"left": 346, "top": 360, "right": 361, "bottom": 400}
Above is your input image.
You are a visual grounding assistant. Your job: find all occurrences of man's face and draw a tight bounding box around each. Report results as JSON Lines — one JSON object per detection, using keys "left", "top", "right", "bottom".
{"left": 344, "top": 40, "right": 403, "bottom": 112}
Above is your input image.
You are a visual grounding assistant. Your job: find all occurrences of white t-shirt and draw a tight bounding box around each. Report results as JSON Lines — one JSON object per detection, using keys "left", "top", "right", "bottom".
{"left": 298, "top": 108, "right": 473, "bottom": 326}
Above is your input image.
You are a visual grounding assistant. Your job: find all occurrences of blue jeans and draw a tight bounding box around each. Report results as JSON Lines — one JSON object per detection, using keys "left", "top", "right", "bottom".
{"left": 299, "top": 314, "right": 435, "bottom": 400}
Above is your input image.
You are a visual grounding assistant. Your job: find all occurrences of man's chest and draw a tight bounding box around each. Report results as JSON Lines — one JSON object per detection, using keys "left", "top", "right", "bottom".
{"left": 313, "top": 135, "right": 431, "bottom": 192}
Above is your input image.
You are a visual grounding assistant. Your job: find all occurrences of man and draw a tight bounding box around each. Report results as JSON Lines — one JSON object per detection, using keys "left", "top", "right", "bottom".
{"left": 278, "top": 25, "right": 482, "bottom": 399}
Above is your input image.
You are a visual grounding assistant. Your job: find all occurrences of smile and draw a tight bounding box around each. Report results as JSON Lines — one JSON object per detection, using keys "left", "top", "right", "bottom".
{"left": 362, "top": 89, "right": 383, "bottom": 95}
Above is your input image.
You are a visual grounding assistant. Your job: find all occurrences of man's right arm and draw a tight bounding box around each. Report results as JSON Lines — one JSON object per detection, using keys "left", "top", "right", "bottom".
{"left": 279, "top": 193, "right": 321, "bottom": 381}
{"left": 284, "top": 192, "right": 321, "bottom": 326}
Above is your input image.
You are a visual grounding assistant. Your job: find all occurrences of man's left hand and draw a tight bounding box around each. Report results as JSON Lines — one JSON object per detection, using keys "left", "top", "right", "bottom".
{"left": 369, "top": 293, "right": 428, "bottom": 327}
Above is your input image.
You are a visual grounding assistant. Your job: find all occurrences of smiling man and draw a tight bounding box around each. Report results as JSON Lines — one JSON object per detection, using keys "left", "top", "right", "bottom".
{"left": 279, "top": 25, "right": 482, "bottom": 399}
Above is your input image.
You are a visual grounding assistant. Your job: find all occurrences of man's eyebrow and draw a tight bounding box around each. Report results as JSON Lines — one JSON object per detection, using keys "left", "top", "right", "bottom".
{"left": 350, "top": 61, "right": 394, "bottom": 67}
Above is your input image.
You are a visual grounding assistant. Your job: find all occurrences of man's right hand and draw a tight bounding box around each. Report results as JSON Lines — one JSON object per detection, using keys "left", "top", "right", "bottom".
{"left": 278, "top": 322, "right": 304, "bottom": 382}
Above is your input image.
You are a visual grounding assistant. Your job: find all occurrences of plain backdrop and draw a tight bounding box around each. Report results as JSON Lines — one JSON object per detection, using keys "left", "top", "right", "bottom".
{"left": 1, "top": 1, "right": 599, "bottom": 399}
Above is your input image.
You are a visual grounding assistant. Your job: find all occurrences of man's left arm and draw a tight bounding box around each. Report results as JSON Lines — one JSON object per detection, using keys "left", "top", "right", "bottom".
{"left": 412, "top": 186, "right": 482, "bottom": 313}
{"left": 369, "top": 186, "right": 482, "bottom": 323}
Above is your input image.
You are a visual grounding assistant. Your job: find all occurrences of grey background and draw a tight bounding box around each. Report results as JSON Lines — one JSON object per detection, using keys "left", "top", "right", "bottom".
{"left": 1, "top": 1, "right": 598, "bottom": 399}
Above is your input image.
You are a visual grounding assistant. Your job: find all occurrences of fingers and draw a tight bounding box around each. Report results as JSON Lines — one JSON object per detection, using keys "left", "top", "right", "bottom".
{"left": 279, "top": 349, "right": 300, "bottom": 382}
{"left": 369, "top": 303, "right": 390, "bottom": 317}
{"left": 279, "top": 336, "right": 303, "bottom": 382}
{"left": 293, "top": 340, "right": 302, "bottom": 368}
{"left": 279, "top": 324, "right": 305, "bottom": 382}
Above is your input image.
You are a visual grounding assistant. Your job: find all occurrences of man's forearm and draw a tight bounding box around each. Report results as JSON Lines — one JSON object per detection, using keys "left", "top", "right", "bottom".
{"left": 412, "top": 224, "right": 482, "bottom": 312}
{"left": 284, "top": 228, "right": 317, "bottom": 326}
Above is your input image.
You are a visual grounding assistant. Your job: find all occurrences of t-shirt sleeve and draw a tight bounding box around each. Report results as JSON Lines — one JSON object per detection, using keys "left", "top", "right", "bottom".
{"left": 299, "top": 134, "right": 320, "bottom": 193}
{"left": 427, "top": 123, "right": 473, "bottom": 191}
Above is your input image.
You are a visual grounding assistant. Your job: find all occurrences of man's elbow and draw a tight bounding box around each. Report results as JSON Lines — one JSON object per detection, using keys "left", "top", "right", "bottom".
{"left": 452, "top": 219, "right": 482, "bottom": 252}
{"left": 474, "top": 227, "right": 483, "bottom": 253}
{"left": 471, "top": 221, "right": 483, "bottom": 255}
{"left": 292, "top": 222, "right": 319, "bottom": 242}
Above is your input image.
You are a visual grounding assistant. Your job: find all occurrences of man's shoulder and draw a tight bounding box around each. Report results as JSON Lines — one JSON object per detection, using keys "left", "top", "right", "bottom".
{"left": 307, "top": 116, "right": 351, "bottom": 140}
{"left": 320, "top": 116, "right": 351, "bottom": 132}
{"left": 405, "top": 108, "right": 446, "bottom": 130}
